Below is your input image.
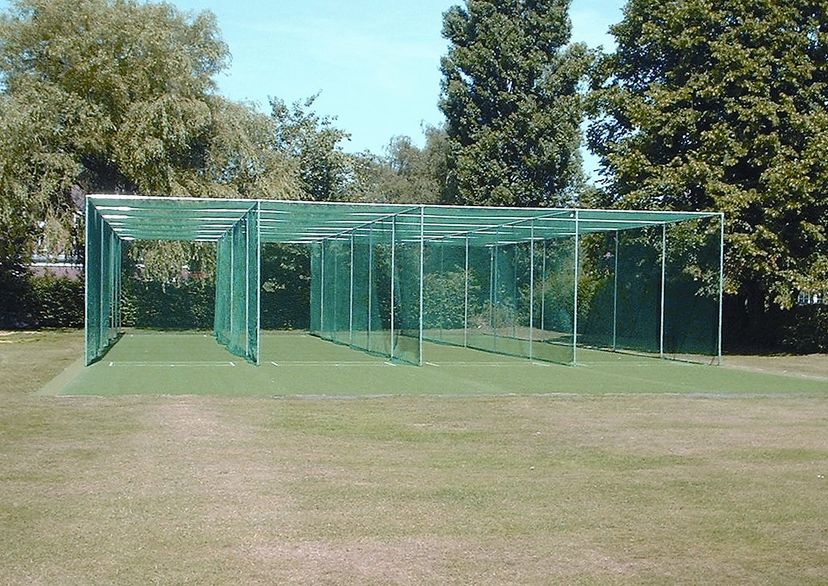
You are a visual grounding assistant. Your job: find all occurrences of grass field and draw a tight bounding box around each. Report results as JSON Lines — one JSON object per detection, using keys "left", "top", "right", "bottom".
{"left": 1, "top": 330, "right": 827, "bottom": 584}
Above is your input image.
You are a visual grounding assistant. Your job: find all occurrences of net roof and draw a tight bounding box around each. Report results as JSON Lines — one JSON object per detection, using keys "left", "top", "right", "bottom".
{"left": 89, "top": 194, "right": 720, "bottom": 245}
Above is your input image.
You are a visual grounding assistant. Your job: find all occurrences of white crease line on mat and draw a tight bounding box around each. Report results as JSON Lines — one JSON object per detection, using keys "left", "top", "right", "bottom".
{"left": 104, "top": 361, "right": 237, "bottom": 367}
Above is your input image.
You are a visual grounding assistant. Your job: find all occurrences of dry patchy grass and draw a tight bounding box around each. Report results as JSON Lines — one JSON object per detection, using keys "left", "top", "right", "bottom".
{"left": 0, "top": 331, "right": 826, "bottom": 584}
{"left": 724, "top": 353, "right": 828, "bottom": 381}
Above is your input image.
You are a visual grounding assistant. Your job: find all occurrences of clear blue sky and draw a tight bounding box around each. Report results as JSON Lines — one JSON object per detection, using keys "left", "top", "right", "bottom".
{"left": 170, "top": 0, "right": 625, "bottom": 176}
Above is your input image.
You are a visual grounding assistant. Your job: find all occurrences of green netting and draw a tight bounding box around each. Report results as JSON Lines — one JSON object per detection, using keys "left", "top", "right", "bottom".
{"left": 86, "top": 195, "right": 723, "bottom": 368}
{"left": 213, "top": 205, "right": 260, "bottom": 363}
{"left": 309, "top": 242, "right": 322, "bottom": 334}
{"left": 392, "top": 210, "right": 422, "bottom": 365}
{"left": 578, "top": 225, "right": 662, "bottom": 357}
{"left": 421, "top": 222, "right": 577, "bottom": 364}
{"left": 663, "top": 217, "right": 721, "bottom": 362}
{"left": 533, "top": 233, "right": 576, "bottom": 364}
{"left": 423, "top": 239, "right": 467, "bottom": 346}
{"left": 85, "top": 199, "right": 122, "bottom": 364}
{"left": 575, "top": 218, "right": 722, "bottom": 363}
{"left": 309, "top": 210, "right": 422, "bottom": 365}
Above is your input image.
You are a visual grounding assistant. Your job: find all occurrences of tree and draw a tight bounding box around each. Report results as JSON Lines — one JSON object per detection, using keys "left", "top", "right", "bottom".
{"left": 439, "top": 0, "right": 590, "bottom": 207}
{"left": 589, "top": 0, "right": 828, "bottom": 310}
{"left": 270, "top": 94, "right": 350, "bottom": 201}
{"left": 0, "top": 0, "right": 299, "bottom": 264}
{"left": 345, "top": 126, "right": 451, "bottom": 204}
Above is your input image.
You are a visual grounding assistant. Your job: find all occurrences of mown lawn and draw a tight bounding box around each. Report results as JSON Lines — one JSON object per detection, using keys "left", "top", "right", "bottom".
{"left": 0, "top": 330, "right": 826, "bottom": 584}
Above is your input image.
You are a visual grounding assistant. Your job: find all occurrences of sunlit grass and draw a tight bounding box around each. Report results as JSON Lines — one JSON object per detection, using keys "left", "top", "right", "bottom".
{"left": 0, "top": 331, "right": 826, "bottom": 584}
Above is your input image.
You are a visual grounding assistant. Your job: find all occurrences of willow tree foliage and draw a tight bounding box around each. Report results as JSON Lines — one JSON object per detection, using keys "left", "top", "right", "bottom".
{"left": 439, "top": 0, "right": 590, "bottom": 207}
{"left": 0, "top": 0, "right": 300, "bottom": 263}
{"left": 589, "top": 0, "right": 828, "bottom": 308}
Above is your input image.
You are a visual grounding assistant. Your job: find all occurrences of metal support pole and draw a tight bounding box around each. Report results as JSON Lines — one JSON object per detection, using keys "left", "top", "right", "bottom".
{"left": 613, "top": 230, "right": 619, "bottom": 351}
{"left": 349, "top": 233, "right": 354, "bottom": 347}
{"left": 660, "top": 223, "right": 667, "bottom": 359}
{"left": 367, "top": 227, "right": 372, "bottom": 349}
{"left": 256, "top": 203, "right": 261, "bottom": 364}
{"left": 419, "top": 207, "right": 425, "bottom": 365}
{"left": 229, "top": 230, "right": 234, "bottom": 338}
{"left": 332, "top": 240, "right": 338, "bottom": 342}
{"left": 390, "top": 216, "right": 396, "bottom": 361}
{"left": 573, "top": 211, "right": 580, "bottom": 365}
{"left": 492, "top": 241, "right": 498, "bottom": 351}
{"left": 115, "top": 238, "right": 121, "bottom": 332}
{"left": 244, "top": 217, "right": 249, "bottom": 357}
{"left": 717, "top": 213, "right": 725, "bottom": 365}
{"left": 512, "top": 242, "right": 517, "bottom": 339}
{"left": 84, "top": 200, "right": 89, "bottom": 364}
{"left": 464, "top": 236, "right": 469, "bottom": 348}
{"left": 99, "top": 219, "right": 104, "bottom": 346}
{"left": 529, "top": 221, "right": 534, "bottom": 360}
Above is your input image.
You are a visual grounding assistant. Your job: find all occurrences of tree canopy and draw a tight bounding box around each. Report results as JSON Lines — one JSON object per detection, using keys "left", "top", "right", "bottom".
{"left": 589, "top": 0, "right": 828, "bottom": 308}
{"left": 0, "top": 0, "right": 304, "bottom": 263}
{"left": 346, "top": 127, "right": 450, "bottom": 204}
{"left": 439, "top": 0, "right": 590, "bottom": 207}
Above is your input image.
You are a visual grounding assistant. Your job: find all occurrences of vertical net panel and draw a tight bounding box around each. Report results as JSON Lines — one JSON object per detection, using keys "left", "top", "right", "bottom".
{"left": 228, "top": 216, "right": 247, "bottom": 357}
{"left": 245, "top": 206, "right": 259, "bottom": 363}
{"left": 101, "top": 218, "right": 115, "bottom": 350}
{"left": 330, "top": 236, "right": 351, "bottom": 345}
{"left": 113, "top": 236, "right": 122, "bottom": 334}
{"left": 319, "top": 238, "right": 332, "bottom": 341}
{"left": 664, "top": 217, "right": 720, "bottom": 363}
{"left": 465, "top": 239, "right": 495, "bottom": 353}
{"left": 213, "top": 209, "right": 259, "bottom": 363}
{"left": 614, "top": 225, "right": 662, "bottom": 356}
{"left": 392, "top": 209, "right": 421, "bottom": 365}
{"left": 576, "top": 231, "right": 619, "bottom": 354}
{"left": 84, "top": 201, "right": 101, "bottom": 364}
{"left": 492, "top": 227, "right": 526, "bottom": 358}
{"left": 85, "top": 201, "right": 121, "bottom": 364}
{"left": 214, "top": 232, "right": 231, "bottom": 346}
{"left": 368, "top": 218, "right": 392, "bottom": 357}
{"left": 422, "top": 239, "right": 441, "bottom": 342}
{"left": 531, "top": 229, "right": 576, "bottom": 364}
{"left": 309, "top": 242, "right": 322, "bottom": 335}
{"left": 351, "top": 228, "right": 371, "bottom": 351}
{"left": 422, "top": 238, "right": 467, "bottom": 347}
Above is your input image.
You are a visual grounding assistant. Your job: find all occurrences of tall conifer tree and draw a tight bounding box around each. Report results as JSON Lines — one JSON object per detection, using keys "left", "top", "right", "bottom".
{"left": 439, "top": 0, "right": 590, "bottom": 207}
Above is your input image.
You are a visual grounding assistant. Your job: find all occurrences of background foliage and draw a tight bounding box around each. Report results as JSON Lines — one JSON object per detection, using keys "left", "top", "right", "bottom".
{"left": 439, "top": 0, "right": 591, "bottom": 206}
{"left": 588, "top": 0, "right": 828, "bottom": 315}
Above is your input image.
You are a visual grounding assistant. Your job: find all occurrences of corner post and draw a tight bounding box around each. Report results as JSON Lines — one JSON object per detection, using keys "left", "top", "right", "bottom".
{"left": 613, "top": 229, "right": 619, "bottom": 351}
{"left": 717, "top": 213, "right": 725, "bottom": 365}
{"left": 418, "top": 206, "right": 425, "bottom": 365}
{"left": 529, "top": 221, "right": 534, "bottom": 360}
{"left": 573, "top": 210, "right": 580, "bottom": 365}
{"left": 349, "top": 232, "right": 354, "bottom": 347}
{"left": 660, "top": 223, "right": 667, "bottom": 359}
{"left": 464, "top": 235, "right": 469, "bottom": 348}
{"left": 390, "top": 215, "right": 396, "bottom": 361}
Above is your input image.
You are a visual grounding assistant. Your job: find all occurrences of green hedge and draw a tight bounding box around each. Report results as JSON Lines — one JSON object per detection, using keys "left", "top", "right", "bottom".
{"left": 0, "top": 270, "right": 84, "bottom": 328}
{"left": 781, "top": 305, "right": 828, "bottom": 353}
{"left": 30, "top": 275, "right": 85, "bottom": 327}
{"left": 121, "top": 279, "right": 215, "bottom": 329}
